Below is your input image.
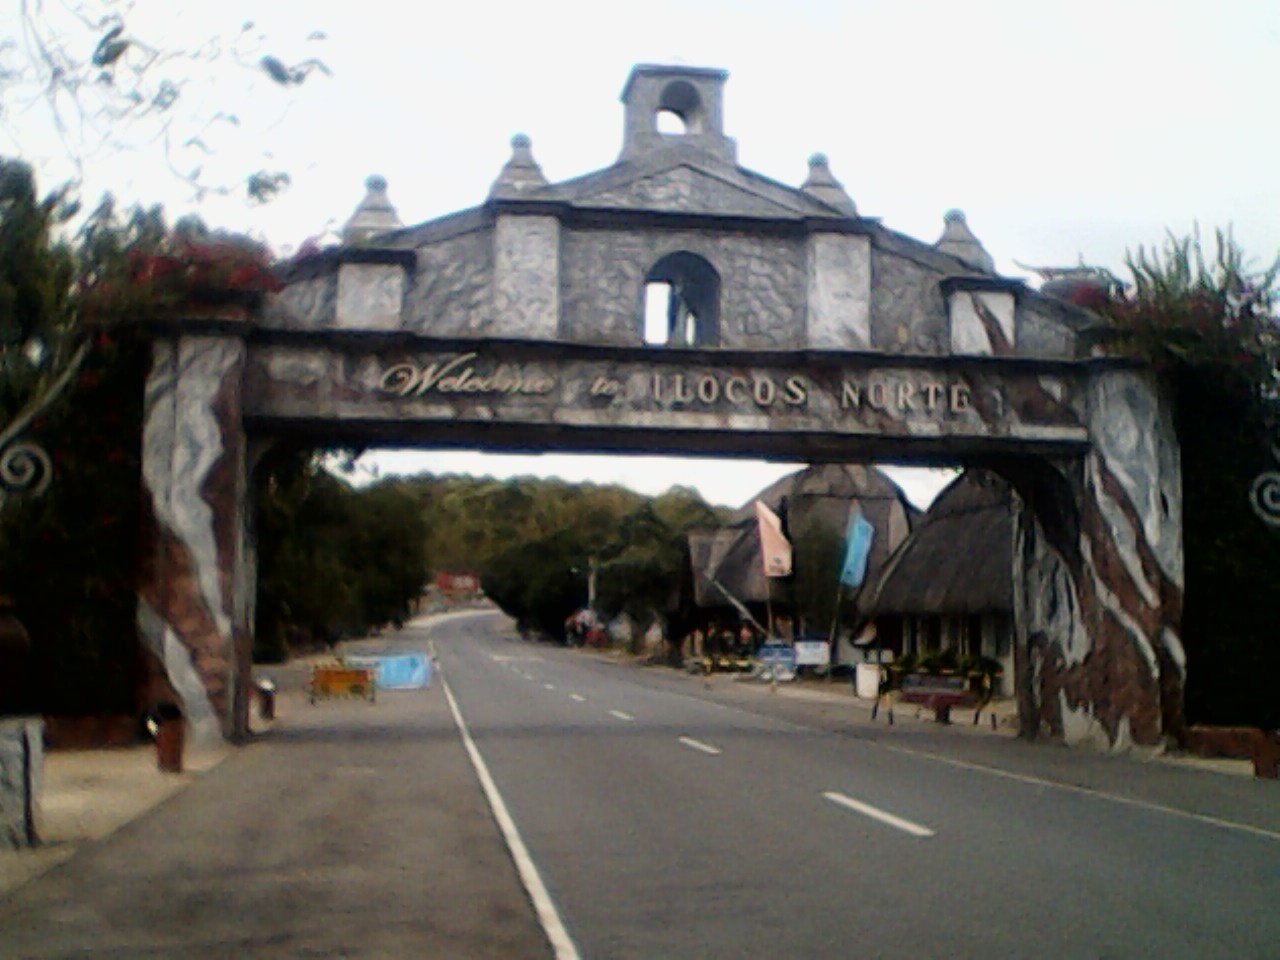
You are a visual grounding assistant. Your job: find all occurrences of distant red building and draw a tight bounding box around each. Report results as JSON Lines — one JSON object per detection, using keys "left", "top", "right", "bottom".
{"left": 435, "top": 571, "right": 482, "bottom": 600}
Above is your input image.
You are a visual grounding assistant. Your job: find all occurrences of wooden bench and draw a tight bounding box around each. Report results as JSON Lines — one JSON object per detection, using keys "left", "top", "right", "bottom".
{"left": 309, "top": 664, "right": 376, "bottom": 704}
{"left": 898, "top": 673, "right": 973, "bottom": 724}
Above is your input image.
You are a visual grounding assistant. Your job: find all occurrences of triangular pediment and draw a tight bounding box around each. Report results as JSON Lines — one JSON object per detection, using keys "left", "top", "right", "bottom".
{"left": 559, "top": 152, "right": 845, "bottom": 221}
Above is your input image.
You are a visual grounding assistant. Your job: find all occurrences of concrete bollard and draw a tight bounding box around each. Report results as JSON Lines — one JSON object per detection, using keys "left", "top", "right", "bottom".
{"left": 255, "top": 678, "right": 277, "bottom": 722}
{"left": 152, "top": 703, "right": 184, "bottom": 774}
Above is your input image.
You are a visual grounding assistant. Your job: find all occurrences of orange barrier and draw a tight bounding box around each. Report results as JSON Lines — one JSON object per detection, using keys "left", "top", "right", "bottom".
{"left": 309, "top": 664, "right": 376, "bottom": 704}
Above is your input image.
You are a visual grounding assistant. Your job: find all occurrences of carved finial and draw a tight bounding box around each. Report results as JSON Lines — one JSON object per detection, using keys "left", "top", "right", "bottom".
{"left": 801, "top": 153, "right": 857, "bottom": 216}
{"left": 342, "top": 174, "right": 402, "bottom": 244}
{"left": 489, "top": 132, "right": 549, "bottom": 199}
{"left": 935, "top": 209, "right": 995, "bottom": 273}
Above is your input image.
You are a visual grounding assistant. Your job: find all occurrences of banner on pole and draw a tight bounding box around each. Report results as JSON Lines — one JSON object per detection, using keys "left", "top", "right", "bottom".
{"left": 754, "top": 501, "right": 792, "bottom": 577}
{"left": 840, "top": 508, "right": 876, "bottom": 588}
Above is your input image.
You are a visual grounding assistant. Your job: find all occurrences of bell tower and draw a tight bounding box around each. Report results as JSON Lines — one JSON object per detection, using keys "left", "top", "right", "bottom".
{"left": 619, "top": 64, "right": 737, "bottom": 163}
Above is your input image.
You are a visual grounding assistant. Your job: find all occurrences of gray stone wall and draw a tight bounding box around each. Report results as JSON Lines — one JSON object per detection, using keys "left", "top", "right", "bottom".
{"left": 493, "top": 215, "right": 560, "bottom": 340}
{"left": 1015, "top": 300, "right": 1082, "bottom": 358}
{"left": 260, "top": 274, "right": 337, "bottom": 331}
{"left": 559, "top": 227, "right": 806, "bottom": 348}
{"left": 869, "top": 249, "right": 948, "bottom": 352}
{"left": 405, "top": 228, "right": 494, "bottom": 337}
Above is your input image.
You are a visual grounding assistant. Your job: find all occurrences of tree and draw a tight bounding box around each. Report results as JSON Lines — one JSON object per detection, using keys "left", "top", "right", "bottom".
{"left": 254, "top": 451, "right": 431, "bottom": 661}
{"left": 2, "top": 2, "right": 328, "bottom": 205}
{"left": 0, "top": 162, "right": 156, "bottom": 714}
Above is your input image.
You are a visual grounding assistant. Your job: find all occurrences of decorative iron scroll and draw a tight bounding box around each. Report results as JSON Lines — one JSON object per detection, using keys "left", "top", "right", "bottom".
{"left": 1250, "top": 435, "right": 1280, "bottom": 528}
{"left": 0, "top": 341, "right": 89, "bottom": 513}
{"left": 0, "top": 439, "right": 51, "bottom": 509}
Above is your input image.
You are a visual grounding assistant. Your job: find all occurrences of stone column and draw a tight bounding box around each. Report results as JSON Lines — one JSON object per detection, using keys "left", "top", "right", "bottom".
{"left": 1012, "top": 368, "right": 1184, "bottom": 749}
{"left": 492, "top": 213, "right": 561, "bottom": 339}
{"left": 137, "top": 332, "right": 252, "bottom": 745}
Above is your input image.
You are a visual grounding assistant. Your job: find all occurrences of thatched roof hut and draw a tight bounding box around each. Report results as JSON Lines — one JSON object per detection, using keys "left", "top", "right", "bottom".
{"left": 688, "top": 464, "right": 915, "bottom": 610}
{"left": 862, "top": 469, "right": 1014, "bottom": 616}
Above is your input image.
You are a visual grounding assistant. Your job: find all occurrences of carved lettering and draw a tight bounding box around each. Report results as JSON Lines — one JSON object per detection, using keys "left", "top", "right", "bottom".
{"left": 590, "top": 376, "right": 622, "bottom": 397}
{"left": 376, "top": 356, "right": 991, "bottom": 426}
{"left": 672, "top": 374, "right": 695, "bottom": 404}
{"left": 377, "top": 353, "right": 556, "bottom": 398}
{"left": 841, "top": 381, "right": 861, "bottom": 409}
{"left": 923, "top": 382, "right": 945, "bottom": 411}
{"left": 784, "top": 376, "right": 807, "bottom": 406}
{"left": 896, "top": 381, "right": 915, "bottom": 412}
{"left": 868, "top": 381, "right": 888, "bottom": 411}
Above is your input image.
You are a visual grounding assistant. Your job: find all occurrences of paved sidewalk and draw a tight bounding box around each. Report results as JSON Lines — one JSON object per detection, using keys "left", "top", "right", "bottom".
{"left": 0, "top": 743, "right": 228, "bottom": 896}
{"left": 0, "top": 607, "right": 519, "bottom": 901}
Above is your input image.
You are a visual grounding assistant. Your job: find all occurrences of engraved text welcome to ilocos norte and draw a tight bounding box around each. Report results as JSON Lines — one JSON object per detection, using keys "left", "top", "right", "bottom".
{"left": 376, "top": 353, "right": 975, "bottom": 417}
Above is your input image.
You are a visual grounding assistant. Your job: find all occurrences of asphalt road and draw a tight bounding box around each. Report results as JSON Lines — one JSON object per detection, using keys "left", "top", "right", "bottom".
{"left": 2, "top": 609, "right": 1277, "bottom": 959}
{"left": 436, "top": 610, "right": 1280, "bottom": 960}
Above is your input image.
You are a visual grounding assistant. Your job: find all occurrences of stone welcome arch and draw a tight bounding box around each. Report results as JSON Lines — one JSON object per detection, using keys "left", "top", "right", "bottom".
{"left": 137, "top": 65, "right": 1184, "bottom": 750}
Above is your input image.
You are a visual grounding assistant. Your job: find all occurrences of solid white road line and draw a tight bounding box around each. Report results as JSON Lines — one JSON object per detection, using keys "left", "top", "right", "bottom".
{"left": 608, "top": 710, "right": 635, "bottom": 722}
{"left": 570, "top": 694, "right": 586, "bottom": 703}
{"left": 678, "top": 736, "right": 722, "bottom": 756}
{"left": 441, "top": 676, "right": 582, "bottom": 960}
{"left": 881, "top": 744, "right": 1280, "bottom": 844}
{"left": 823, "top": 791, "right": 936, "bottom": 838}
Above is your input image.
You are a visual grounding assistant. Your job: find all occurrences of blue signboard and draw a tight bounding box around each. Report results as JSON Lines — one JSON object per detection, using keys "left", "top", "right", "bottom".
{"left": 344, "top": 652, "right": 432, "bottom": 690}
{"left": 756, "top": 643, "right": 797, "bottom": 672}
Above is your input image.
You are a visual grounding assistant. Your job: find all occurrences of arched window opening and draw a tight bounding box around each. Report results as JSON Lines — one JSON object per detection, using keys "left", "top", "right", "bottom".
{"left": 642, "top": 252, "right": 720, "bottom": 347}
{"left": 654, "top": 80, "right": 703, "bottom": 137}
{"left": 655, "top": 109, "right": 687, "bottom": 135}
{"left": 644, "top": 283, "right": 674, "bottom": 345}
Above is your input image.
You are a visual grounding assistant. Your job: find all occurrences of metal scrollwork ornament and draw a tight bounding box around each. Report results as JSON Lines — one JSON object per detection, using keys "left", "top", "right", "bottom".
{"left": 0, "top": 439, "right": 52, "bottom": 510}
{"left": 1251, "top": 436, "right": 1280, "bottom": 528}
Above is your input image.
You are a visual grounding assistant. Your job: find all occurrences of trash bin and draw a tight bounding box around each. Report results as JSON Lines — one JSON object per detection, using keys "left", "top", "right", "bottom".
{"left": 153, "top": 702, "right": 184, "bottom": 773}
{"left": 855, "top": 662, "right": 882, "bottom": 700}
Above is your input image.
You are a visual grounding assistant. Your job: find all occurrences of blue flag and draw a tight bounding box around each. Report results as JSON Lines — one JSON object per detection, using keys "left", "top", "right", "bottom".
{"left": 840, "top": 509, "right": 875, "bottom": 588}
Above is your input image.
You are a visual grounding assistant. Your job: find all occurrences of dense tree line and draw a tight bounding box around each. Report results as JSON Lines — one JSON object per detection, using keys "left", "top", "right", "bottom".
{"left": 393, "top": 473, "right": 726, "bottom": 645}
{"left": 253, "top": 452, "right": 430, "bottom": 661}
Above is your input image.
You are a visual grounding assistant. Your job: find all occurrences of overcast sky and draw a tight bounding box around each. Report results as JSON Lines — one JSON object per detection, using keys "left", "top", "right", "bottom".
{"left": 5, "top": 0, "right": 1277, "bottom": 508}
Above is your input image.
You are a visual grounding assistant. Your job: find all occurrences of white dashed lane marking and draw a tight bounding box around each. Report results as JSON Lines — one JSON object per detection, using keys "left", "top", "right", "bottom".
{"left": 609, "top": 710, "right": 635, "bottom": 722}
{"left": 822, "top": 791, "right": 935, "bottom": 838}
{"left": 678, "top": 736, "right": 722, "bottom": 756}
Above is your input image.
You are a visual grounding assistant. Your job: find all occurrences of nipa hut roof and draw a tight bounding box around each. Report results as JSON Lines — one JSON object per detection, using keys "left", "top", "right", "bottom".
{"left": 862, "top": 469, "right": 1014, "bottom": 616}
{"left": 689, "top": 464, "right": 914, "bottom": 608}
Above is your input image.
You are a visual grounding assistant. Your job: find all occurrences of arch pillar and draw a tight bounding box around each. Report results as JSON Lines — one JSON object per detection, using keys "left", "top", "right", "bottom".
{"left": 1012, "top": 367, "right": 1184, "bottom": 748}
{"left": 136, "top": 329, "right": 253, "bottom": 745}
